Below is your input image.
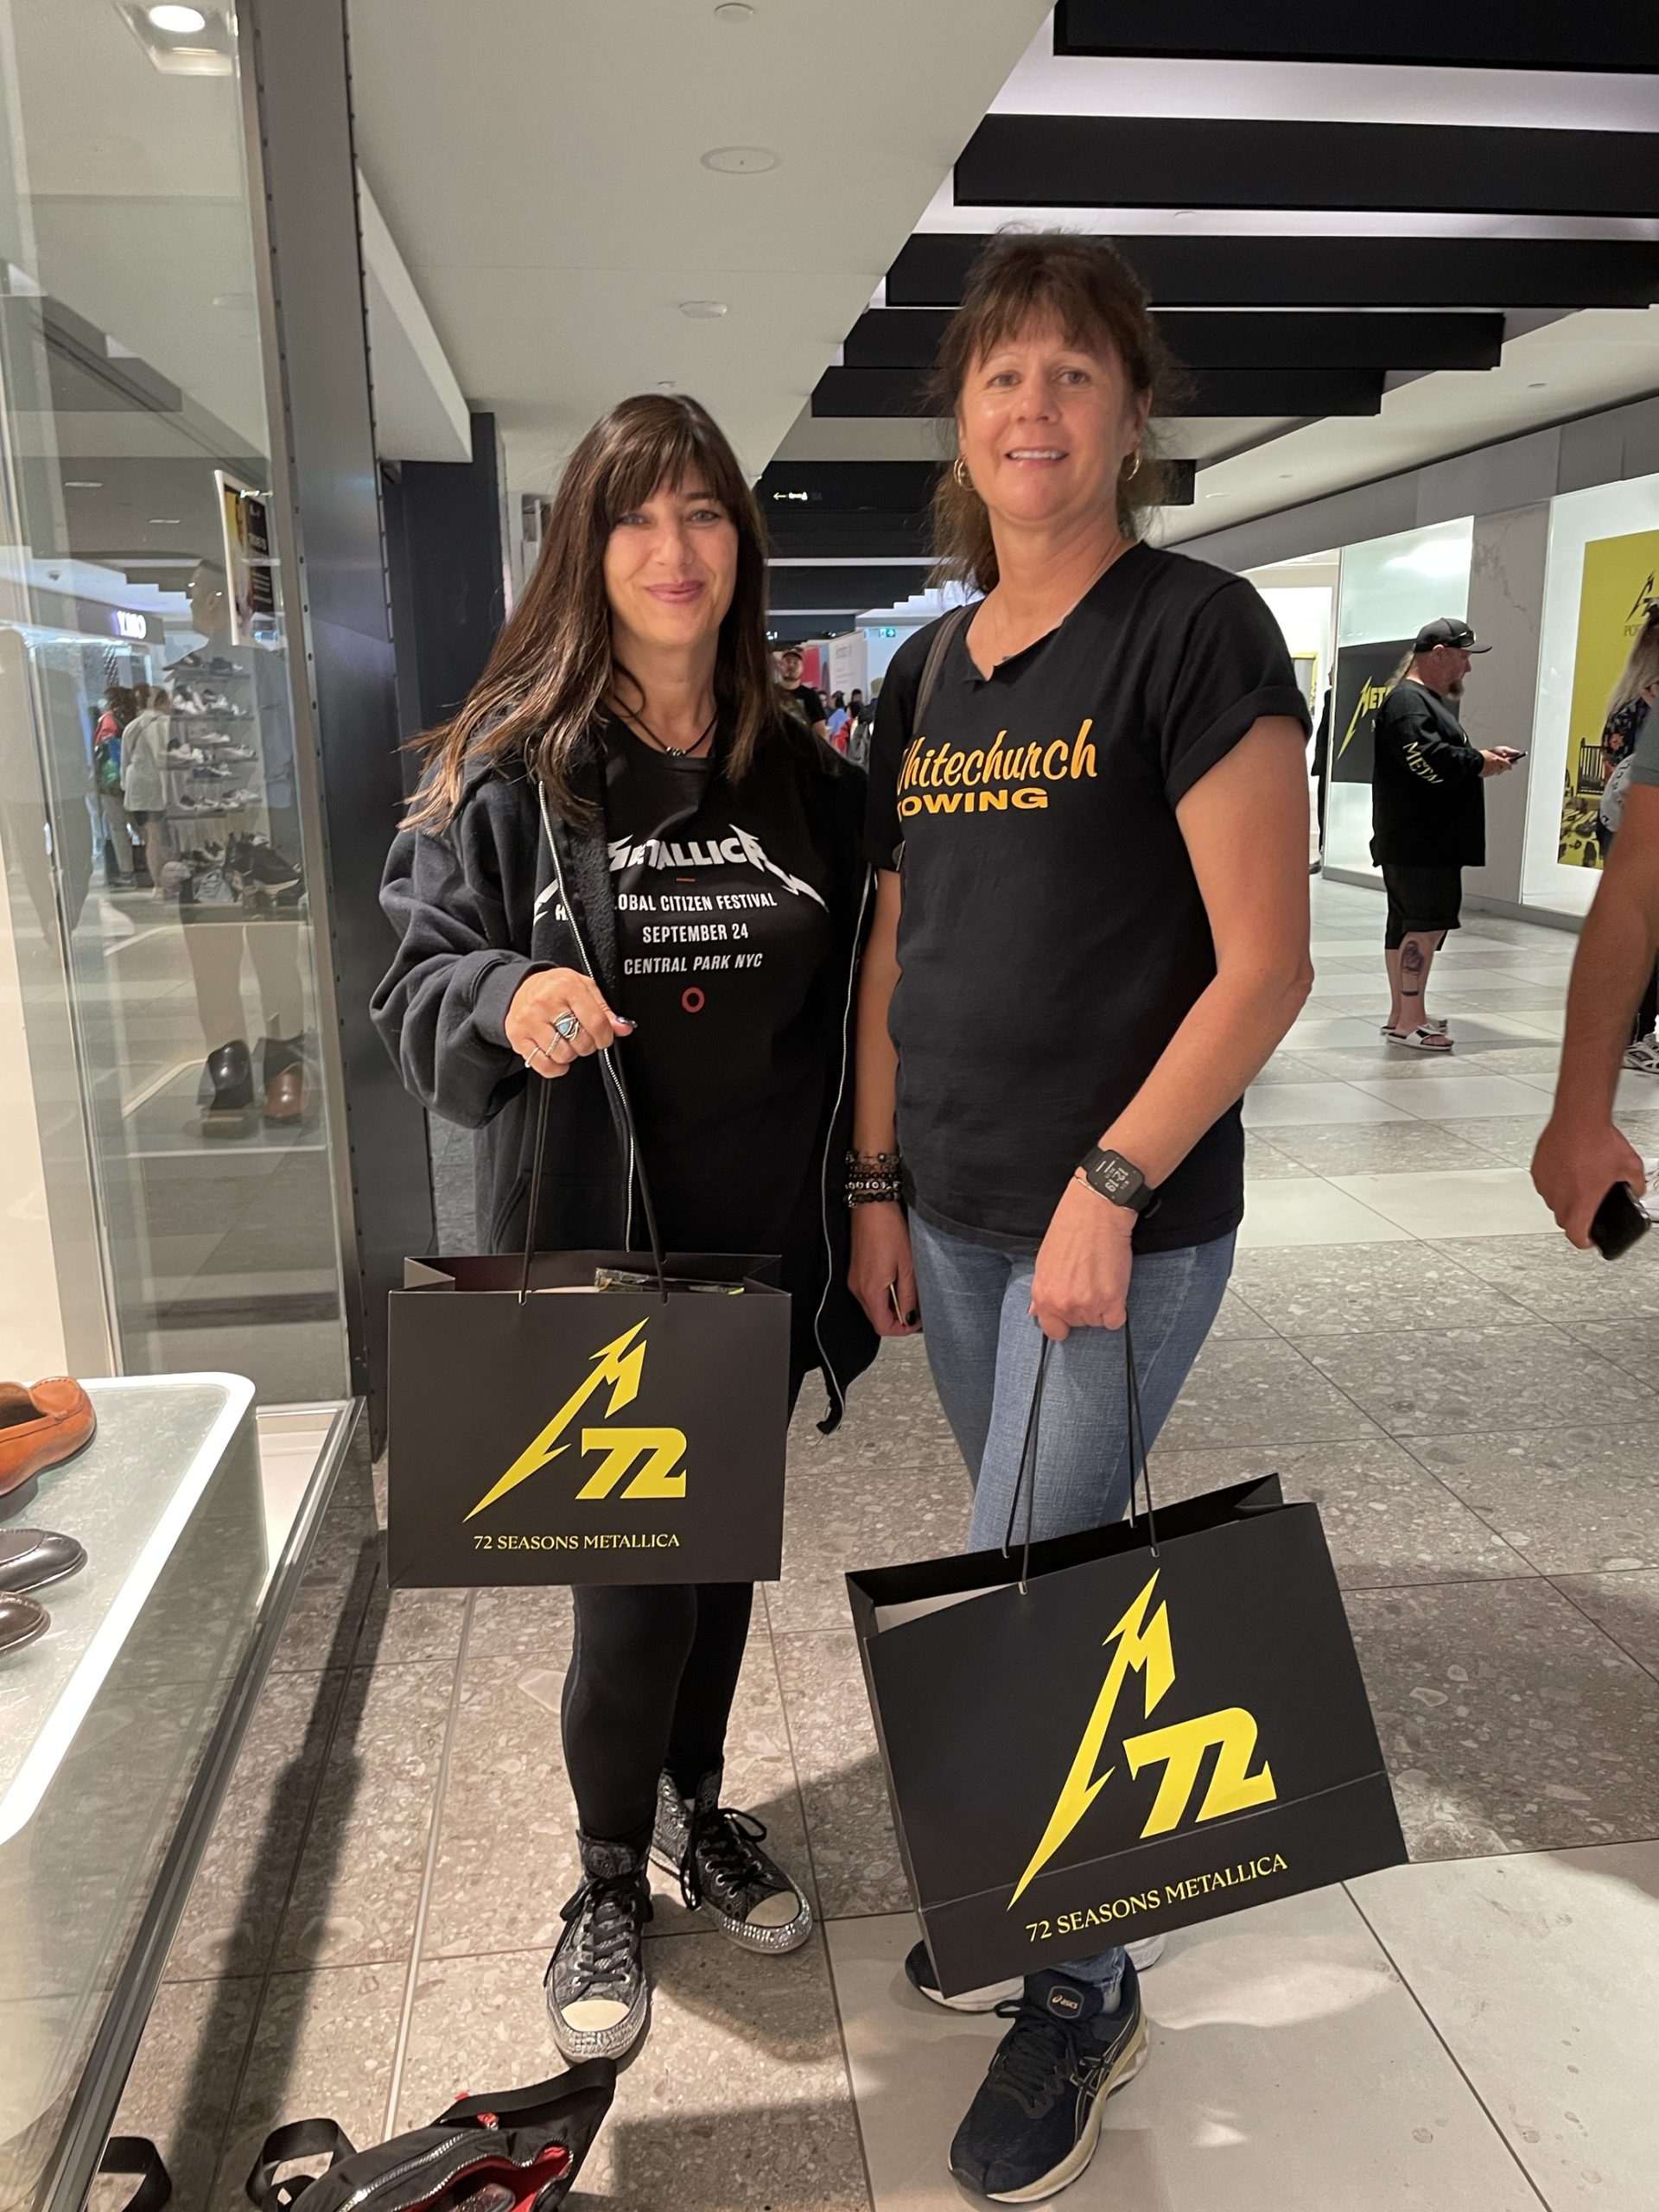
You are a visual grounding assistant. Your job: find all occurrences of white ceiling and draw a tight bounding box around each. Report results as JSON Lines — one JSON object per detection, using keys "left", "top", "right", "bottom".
{"left": 346, "top": 0, "right": 1053, "bottom": 494}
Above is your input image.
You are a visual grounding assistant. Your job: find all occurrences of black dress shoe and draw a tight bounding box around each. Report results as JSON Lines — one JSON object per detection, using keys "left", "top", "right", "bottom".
{"left": 0, "top": 1593, "right": 48, "bottom": 1656}
{"left": 202, "top": 1039, "right": 256, "bottom": 1137}
{"left": 0, "top": 1529, "right": 86, "bottom": 1595}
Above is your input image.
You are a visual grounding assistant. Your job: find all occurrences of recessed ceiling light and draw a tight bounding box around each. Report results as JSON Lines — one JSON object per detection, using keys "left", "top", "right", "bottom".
{"left": 64, "top": 480, "right": 102, "bottom": 490}
{"left": 714, "top": 2, "right": 753, "bottom": 18}
{"left": 147, "top": 3, "right": 206, "bottom": 29}
{"left": 148, "top": 516, "right": 181, "bottom": 524}
{"left": 679, "top": 300, "right": 728, "bottom": 318}
{"left": 1203, "top": 491, "right": 1224, "bottom": 499}
{"left": 701, "top": 145, "right": 779, "bottom": 175}
{"left": 1528, "top": 380, "right": 1548, "bottom": 389}
{"left": 657, "top": 380, "right": 677, "bottom": 393}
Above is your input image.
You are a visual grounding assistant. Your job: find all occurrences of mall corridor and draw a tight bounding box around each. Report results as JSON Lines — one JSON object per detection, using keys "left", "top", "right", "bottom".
{"left": 107, "top": 877, "right": 1659, "bottom": 2212}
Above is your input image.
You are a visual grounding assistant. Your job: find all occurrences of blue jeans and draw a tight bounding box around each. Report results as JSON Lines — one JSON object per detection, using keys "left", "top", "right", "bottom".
{"left": 909, "top": 1211, "right": 1236, "bottom": 1992}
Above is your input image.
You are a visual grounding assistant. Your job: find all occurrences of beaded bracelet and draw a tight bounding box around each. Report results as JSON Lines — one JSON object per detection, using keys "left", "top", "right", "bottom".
{"left": 846, "top": 1148, "right": 903, "bottom": 1205}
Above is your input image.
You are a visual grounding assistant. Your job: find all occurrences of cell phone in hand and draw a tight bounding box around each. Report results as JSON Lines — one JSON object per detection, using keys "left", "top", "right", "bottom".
{"left": 1589, "top": 1181, "right": 1651, "bottom": 1261}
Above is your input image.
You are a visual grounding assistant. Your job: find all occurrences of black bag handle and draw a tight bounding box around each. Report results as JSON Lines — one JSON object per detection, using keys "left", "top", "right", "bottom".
{"left": 245, "top": 2120, "right": 355, "bottom": 2210}
{"left": 99, "top": 2137, "right": 172, "bottom": 2212}
{"left": 1002, "top": 1318, "right": 1160, "bottom": 1594}
{"left": 519, "top": 791, "right": 669, "bottom": 1306}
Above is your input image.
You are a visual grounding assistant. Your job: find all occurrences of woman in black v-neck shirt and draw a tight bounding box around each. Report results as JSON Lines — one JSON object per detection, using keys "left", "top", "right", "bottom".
{"left": 848, "top": 234, "right": 1313, "bottom": 2201}
{"left": 373, "top": 394, "right": 875, "bottom": 2075}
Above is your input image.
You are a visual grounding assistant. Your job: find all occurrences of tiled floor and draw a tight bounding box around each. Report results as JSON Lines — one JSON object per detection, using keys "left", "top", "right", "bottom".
{"left": 116, "top": 879, "right": 1659, "bottom": 2211}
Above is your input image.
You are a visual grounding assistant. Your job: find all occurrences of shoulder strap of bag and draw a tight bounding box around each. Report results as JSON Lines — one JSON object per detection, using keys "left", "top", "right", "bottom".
{"left": 887, "top": 602, "right": 973, "bottom": 869}
{"left": 912, "top": 603, "right": 973, "bottom": 736}
{"left": 99, "top": 2137, "right": 173, "bottom": 2212}
{"left": 245, "top": 2120, "right": 356, "bottom": 2210}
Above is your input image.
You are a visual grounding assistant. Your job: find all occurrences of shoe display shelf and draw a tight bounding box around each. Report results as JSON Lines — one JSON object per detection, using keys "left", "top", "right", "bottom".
{"left": 0, "top": 1376, "right": 358, "bottom": 2211}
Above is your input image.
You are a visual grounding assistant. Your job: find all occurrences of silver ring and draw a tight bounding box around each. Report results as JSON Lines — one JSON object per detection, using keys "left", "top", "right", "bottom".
{"left": 553, "top": 1011, "right": 582, "bottom": 1042}
{"left": 525, "top": 1040, "right": 550, "bottom": 1067}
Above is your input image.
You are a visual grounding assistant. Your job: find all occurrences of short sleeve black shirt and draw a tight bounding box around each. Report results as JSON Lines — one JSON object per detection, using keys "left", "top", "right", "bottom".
{"left": 604, "top": 723, "right": 836, "bottom": 1254}
{"left": 864, "top": 543, "right": 1308, "bottom": 1253}
{"left": 1369, "top": 681, "right": 1485, "bottom": 868}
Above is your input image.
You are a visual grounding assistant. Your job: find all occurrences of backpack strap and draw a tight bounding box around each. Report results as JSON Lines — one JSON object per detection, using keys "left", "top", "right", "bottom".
{"left": 99, "top": 2137, "right": 172, "bottom": 2212}
{"left": 245, "top": 2120, "right": 357, "bottom": 2209}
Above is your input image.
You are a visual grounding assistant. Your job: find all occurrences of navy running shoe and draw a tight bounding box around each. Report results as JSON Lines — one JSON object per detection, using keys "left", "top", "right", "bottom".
{"left": 949, "top": 1961, "right": 1147, "bottom": 2202}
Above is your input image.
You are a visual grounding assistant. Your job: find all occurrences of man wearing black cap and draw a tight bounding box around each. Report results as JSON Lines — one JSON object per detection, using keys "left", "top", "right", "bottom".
{"left": 1370, "top": 617, "right": 1521, "bottom": 1050}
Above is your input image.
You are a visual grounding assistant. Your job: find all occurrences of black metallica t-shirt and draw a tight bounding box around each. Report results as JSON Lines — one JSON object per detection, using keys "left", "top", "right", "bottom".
{"left": 603, "top": 721, "right": 836, "bottom": 1254}
{"left": 865, "top": 543, "right": 1309, "bottom": 1254}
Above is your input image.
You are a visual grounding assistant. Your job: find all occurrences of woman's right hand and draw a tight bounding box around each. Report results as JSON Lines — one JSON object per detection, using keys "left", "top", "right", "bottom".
{"left": 505, "top": 966, "right": 632, "bottom": 1077}
{"left": 849, "top": 1202, "right": 922, "bottom": 1337}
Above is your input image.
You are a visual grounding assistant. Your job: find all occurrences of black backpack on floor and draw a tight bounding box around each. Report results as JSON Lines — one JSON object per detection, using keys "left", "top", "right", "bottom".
{"left": 245, "top": 2062, "right": 614, "bottom": 2212}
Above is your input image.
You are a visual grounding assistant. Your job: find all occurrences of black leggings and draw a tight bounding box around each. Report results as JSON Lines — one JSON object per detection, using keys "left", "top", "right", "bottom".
{"left": 562, "top": 1581, "right": 755, "bottom": 1849}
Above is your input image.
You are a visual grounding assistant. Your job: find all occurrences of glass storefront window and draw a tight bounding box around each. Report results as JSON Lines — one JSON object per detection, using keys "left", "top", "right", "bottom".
{"left": 0, "top": 1, "right": 347, "bottom": 1401}
{"left": 1326, "top": 518, "right": 1473, "bottom": 878}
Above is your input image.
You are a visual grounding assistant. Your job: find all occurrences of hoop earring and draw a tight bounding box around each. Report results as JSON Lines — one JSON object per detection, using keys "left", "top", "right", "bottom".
{"left": 1123, "top": 450, "right": 1141, "bottom": 481}
{"left": 953, "top": 456, "right": 971, "bottom": 489}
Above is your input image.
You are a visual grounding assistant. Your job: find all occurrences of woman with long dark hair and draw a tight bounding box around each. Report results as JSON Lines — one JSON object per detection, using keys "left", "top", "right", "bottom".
{"left": 849, "top": 234, "right": 1313, "bottom": 2201}
{"left": 374, "top": 392, "right": 875, "bottom": 2065}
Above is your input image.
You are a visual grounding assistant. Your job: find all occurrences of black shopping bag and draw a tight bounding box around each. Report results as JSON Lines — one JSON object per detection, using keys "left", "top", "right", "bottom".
{"left": 847, "top": 1337, "right": 1406, "bottom": 1996}
{"left": 387, "top": 1080, "right": 791, "bottom": 1589}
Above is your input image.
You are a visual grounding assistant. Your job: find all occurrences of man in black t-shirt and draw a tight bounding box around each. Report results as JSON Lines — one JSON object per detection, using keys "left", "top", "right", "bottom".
{"left": 1370, "top": 617, "right": 1519, "bottom": 1050}
{"left": 774, "top": 645, "right": 828, "bottom": 741}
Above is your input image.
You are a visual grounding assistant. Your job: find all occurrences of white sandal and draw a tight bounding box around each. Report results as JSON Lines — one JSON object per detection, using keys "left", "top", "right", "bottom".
{"left": 1385, "top": 1025, "right": 1454, "bottom": 1052}
{"left": 1380, "top": 1016, "right": 1448, "bottom": 1036}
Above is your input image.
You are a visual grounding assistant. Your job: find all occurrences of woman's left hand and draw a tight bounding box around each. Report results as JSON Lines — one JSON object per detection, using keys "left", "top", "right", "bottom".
{"left": 1029, "top": 1176, "right": 1135, "bottom": 1341}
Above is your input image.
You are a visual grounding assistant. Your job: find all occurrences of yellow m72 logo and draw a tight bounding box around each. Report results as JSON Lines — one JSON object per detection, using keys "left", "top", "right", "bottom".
{"left": 464, "top": 1322, "right": 687, "bottom": 1522}
{"left": 1009, "top": 1569, "right": 1275, "bottom": 1908}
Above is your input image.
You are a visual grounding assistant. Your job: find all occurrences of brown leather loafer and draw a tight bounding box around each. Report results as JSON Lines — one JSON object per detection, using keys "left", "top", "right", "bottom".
{"left": 0, "top": 1529, "right": 86, "bottom": 1595}
{"left": 0, "top": 1379, "right": 97, "bottom": 1508}
{"left": 0, "top": 1593, "right": 48, "bottom": 1657}
{"left": 263, "top": 1064, "right": 306, "bottom": 1125}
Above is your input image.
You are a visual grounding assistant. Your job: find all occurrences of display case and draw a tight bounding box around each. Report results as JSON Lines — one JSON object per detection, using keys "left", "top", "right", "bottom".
{"left": 0, "top": 1377, "right": 356, "bottom": 2212}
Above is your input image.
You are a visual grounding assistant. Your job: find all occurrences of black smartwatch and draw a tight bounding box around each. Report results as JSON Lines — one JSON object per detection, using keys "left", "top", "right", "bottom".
{"left": 1077, "top": 1146, "right": 1156, "bottom": 1213}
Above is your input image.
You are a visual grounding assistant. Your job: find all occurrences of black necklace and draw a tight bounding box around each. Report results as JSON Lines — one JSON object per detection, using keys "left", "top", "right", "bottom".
{"left": 614, "top": 702, "right": 717, "bottom": 759}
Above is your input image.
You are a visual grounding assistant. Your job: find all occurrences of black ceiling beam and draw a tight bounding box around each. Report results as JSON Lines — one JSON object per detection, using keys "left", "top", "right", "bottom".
{"left": 767, "top": 563, "right": 932, "bottom": 612}
{"left": 957, "top": 115, "right": 1659, "bottom": 220}
{"left": 845, "top": 308, "right": 1503, "bottom": 372}
{"left": 886, "top": 233, "right": 1659, "bottom": 310}
{"left": 1052, "top": 0, "right": 1659, "bottom": 70}
{"left": 767, "top": 613, "right": 864, "bottom": 645}
{"left": 756, "top": 459, "right": 944, "bottom": 511}
{"left": 813, "top": 363, "right": 1383, "bottom": 419}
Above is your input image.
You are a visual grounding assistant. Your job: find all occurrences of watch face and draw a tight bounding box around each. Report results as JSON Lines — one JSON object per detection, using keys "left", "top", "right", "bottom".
{"left": 1101, "top": 1160, "right": 1132, "bottom": 1198}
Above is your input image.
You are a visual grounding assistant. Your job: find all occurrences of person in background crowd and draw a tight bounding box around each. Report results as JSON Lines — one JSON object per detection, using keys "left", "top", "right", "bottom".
{"left": 373, "top": 391, "right": 876, "bottom": 2072}
{"left": 846, "top": 680, "right": 877, "bottom": 769}
{"left": 92, "top": 683, "right": 141, "bottom": 887}
{"left": 1370, "top": 617, "right": 1520, "bottom": 1051}
{"left": 825, "top": 690, "right": 850, "bottom": 748}
{"left": 1533, "top": 696, "right": 1659, "bottom": 1236}
{"left": 118, "top": 685, "right": 173, "bottom": 898}
{"left": 849, "top": 230, "right": 1313, "bottom": 2203}
{"left": 774, "top": 644, "right": 828, "bottom": 740}
{"left": 1592, "top": 604, "right": 1659, "bottom": 1071}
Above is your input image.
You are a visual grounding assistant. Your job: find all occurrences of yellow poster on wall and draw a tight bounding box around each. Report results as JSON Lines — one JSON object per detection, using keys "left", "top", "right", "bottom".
{"left": 1558, "top": 527, "right": 1659, "bottom": 868}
